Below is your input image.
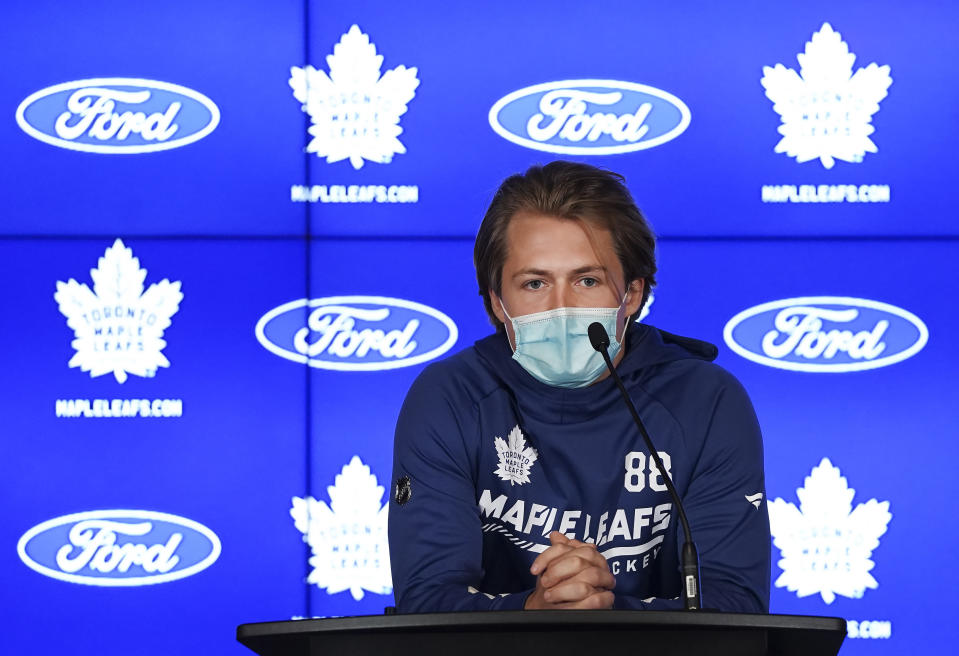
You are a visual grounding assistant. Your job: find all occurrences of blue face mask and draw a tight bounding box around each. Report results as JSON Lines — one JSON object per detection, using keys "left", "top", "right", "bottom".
{"left": 502, "top": 295, "right": 627, "bottom": 389}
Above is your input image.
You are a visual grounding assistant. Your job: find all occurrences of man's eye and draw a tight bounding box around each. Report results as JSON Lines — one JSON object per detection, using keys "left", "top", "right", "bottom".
{"left": 581, "top": 277, "right": 599, "bottom": 288}
{"left": 526, "top": 280, "right": 544, "bottom": 290}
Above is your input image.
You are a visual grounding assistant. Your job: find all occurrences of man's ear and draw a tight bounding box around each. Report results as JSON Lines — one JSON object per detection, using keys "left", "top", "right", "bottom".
{"left": 625, "top": 279, "right": 645, "bottom": 317}
{"left": 489, "top": 289, "right": 506, "bottom": 324}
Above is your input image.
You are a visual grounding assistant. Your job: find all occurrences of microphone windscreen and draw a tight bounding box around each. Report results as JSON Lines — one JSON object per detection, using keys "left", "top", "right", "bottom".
{"left": 588, "top": 322, "right": 610, "bottom": 352}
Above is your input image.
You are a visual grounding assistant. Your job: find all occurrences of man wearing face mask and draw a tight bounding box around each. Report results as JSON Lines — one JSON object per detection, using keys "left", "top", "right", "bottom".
{"left": 388, "top": 161, "right": 770, "bottom": 613}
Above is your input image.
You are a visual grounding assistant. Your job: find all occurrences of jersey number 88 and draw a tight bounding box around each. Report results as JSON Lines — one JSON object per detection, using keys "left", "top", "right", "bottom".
{"left": 624, "top": 451, "right": 672, "bottom": 493}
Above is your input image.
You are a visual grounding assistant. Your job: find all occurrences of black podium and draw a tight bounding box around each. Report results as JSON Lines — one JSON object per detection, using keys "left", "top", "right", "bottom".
{"left": 237, "top": 611, "right": 846, "bottom": 656}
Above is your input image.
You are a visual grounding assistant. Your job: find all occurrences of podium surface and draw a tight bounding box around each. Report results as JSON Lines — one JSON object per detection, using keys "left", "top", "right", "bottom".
{"left": 237, "top": 611, "right": 846, "bottom": 656}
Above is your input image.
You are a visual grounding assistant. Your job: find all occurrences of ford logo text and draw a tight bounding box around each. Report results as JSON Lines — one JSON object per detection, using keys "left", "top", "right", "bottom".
{"left": 488, "top": 79, "right": 690, "bottom": 154}
{"left": 256, "top": 296, "right": 458, "bottom": 371}
{"left": 17, "top": 510, "right": 221, "bottom": 586}
{"left": 16, "top": 78, "right": 220, "bottom": 153}
{"left": 724, "top": 296, "right": 928, "bottom": 373}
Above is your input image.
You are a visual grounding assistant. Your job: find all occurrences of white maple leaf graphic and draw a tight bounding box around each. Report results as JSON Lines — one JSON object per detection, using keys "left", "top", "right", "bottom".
{"left": 761, "top": 22, "right": 892, "bottom": 169}
{"left": 54, "top": 239, "right": 182, "bottom": 383}
{"left": 290, "top": 456, "right": 392, "bottom": 601}
{"left": 769, "top": 457, "right": 891, "bottom": 604}
{"left": 289, "top": 24, "right": 420, "bottom": 170}
{"left": 494, "top": 425, "right": 538, "bottom": 486}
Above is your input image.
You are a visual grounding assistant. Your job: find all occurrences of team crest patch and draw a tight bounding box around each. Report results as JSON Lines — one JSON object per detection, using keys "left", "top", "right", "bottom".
{"left": 55, "top": 239, "right": 182, "bottom": 383}
{"left": 494, "top": 425, "right": 538, "bottom": 486}
{"left": 769, "top": 458, "right": 891, "bottom": 604}
{"left": 289, "top": 25, "right": 419, "bottom": 170}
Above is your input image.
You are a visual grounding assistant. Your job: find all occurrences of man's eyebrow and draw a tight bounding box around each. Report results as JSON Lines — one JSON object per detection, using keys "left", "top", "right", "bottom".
{"left": 512, "top": 267, "right": 551, "bottom": 278}
{"left": 511, "top": 265, "right": 606, "bottom": 278}
{"left": 570, "top": 265, "right": 607, "bottom": 275}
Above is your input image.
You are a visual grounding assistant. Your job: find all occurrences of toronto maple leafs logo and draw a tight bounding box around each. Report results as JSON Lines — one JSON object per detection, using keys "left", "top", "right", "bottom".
{"left": 290, "top": 456, "right": 392, "bottom": 601}
{"left": 761, "top": 23, "right": 892, "bottom": 169}
{"left": 54, "top": 239, "right": 182, "bottom": 383}
{"left": 769, "top": 458, "right": 891, "bottom": 604}
{"left": 494, "top": 425, "right": 538, "bottom": 486}
{"left": 289, "top": 25, "right": 420, "bottom": 170}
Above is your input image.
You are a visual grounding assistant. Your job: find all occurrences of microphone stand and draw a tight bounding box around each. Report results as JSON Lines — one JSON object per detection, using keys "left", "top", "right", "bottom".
{"left": 588, "top": 322, "right": 703, "bottom": 610}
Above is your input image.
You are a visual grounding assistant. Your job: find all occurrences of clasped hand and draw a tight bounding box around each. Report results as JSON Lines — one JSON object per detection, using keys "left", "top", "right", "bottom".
{"left": 524, "top": 531, "right": 615, "bottom": 609}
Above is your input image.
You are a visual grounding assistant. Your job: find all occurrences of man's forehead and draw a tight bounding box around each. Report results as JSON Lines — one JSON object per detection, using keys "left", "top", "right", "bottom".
{"left": 503, "top": 212, "right": 618, "bottom": 267}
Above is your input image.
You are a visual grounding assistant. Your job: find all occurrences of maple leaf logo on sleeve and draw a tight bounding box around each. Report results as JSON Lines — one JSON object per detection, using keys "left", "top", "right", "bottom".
{"left": 289, "top": 25, "right": 420, "bottom": 170}
{"left": 761, "top": 23, "right": 892, "bottom": 169}
{"left": 769, "top": 458, "right": 891, "bottom": 604}
{"left": 494, "top": 425, "right": 538, "bottom": 486}
{"left": 54, "top": 239, "right": 182, "bottom": 383}
{"left": 290, "top": 456, "right": 392, "bottom": 601}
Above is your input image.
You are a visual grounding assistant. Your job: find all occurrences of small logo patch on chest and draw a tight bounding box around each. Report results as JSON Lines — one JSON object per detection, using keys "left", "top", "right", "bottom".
{"left": 494, "top": 425, "right": 538, "bottom": 486}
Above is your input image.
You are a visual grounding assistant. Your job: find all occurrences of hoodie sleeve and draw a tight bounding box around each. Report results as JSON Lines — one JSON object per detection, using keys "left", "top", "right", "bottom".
{"left": 389, "top": 363, "right": 534, "bottom": 612}
{"left": 614, "top": 369, "right": 771, "bottom": 612}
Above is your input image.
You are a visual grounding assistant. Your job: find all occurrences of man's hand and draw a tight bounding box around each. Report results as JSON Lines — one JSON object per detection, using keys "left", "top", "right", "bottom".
{"left": 524, "top": 532, "right": 616, "bottom": 609}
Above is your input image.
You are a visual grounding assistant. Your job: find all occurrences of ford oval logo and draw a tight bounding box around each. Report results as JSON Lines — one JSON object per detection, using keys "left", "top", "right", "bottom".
{"left": 489, "top": 79, "right": 690, "bottom": 155}
{"left": 17, "top": 510, "right": 221, "bottom": 586}
{"left": 723, "top": 296, "right": 929, "bottom": 373}
{"left": 256, "top": 295, "right": 459, "bottom": 371}
{"left": 15, "top": 78, "right": 220, "bottom": 154}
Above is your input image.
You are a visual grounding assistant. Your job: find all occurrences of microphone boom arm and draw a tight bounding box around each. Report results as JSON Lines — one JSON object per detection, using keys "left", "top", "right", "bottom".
{"left": 588, "top": 321, "right": 703, "bottom": 610}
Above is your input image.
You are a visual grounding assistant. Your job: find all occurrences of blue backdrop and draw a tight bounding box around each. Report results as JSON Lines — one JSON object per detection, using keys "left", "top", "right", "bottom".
{"left": 2, "top": 1, "right": 955, "bottom": 654}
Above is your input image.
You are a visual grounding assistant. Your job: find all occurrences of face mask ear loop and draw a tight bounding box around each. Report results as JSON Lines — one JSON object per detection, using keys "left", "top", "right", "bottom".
{"left": 615, "top": 289, "right": 630, "bottom": 344}
{"left": 500, "top": 298, "right": 517, "bottom": 351}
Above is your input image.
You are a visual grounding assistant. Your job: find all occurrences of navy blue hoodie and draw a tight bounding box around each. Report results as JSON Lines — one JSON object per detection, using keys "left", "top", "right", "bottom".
{"left": 389, "top": 323, "right": 770, "bottom": 613}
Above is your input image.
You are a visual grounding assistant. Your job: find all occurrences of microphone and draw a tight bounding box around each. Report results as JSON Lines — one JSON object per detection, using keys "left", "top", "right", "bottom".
{"left": 588, "top": 322, "right": 703, "bottom": 611}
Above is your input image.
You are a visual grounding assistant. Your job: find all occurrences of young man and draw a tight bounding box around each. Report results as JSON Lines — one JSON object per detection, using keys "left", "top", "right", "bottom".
{"left": 389, "top": 161, "right": 769, "bottom": 612}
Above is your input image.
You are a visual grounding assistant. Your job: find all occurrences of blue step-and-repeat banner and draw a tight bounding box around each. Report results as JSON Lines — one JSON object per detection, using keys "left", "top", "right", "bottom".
{"left": 2, "top": 1, "right": 956, "bottom": 654}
